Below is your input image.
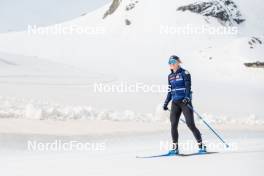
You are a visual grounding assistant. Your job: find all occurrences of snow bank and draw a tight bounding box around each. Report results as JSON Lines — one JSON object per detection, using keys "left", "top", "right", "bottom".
{"left": 0, "top": 96, "right": 263, "bottom": 125}
{"left": 0, "top": 96, "right": 154, "bottom": 122}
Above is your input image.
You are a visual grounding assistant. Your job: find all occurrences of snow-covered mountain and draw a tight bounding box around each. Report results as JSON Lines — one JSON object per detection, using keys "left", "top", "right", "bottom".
{"left": 0, "top": 0, "right": 263, "bottom": 64}
{"left": 177, "top": 0, "right": 245, "bottom": 26}
{"left": 0, "top": 0, "right": 263, "bottom": 118}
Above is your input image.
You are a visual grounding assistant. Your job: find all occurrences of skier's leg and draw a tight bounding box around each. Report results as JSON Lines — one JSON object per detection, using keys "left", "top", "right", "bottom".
{"left": 170, "top": 101, "right": 182, "bottom": 148}
{"left": 181, "top": 103, "right": 202, "bottom": 143}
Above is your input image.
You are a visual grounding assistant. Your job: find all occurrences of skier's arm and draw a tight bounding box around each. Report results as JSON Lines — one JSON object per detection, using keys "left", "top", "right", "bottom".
{"left": 183, "top": 70, "right": 191, "bottom": 100}
{"left": 164, "top": 77, "right": 172, "bottom": 107}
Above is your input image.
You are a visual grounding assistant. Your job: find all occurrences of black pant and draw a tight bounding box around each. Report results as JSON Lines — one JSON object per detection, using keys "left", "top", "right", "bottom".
{"left": 170, "top": 101, "right": 202, "bottom": 144}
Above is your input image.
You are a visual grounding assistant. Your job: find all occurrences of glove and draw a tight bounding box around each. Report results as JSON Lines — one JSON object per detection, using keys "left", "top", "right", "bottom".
{"left": 163, "top": 104, "right": 169, "bottom": 111}
{"left": 182, "top": 97, "right": 191, "bottom": 105}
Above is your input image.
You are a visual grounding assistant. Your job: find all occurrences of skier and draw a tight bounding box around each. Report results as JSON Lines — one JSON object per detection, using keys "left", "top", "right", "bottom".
{"left": 163, "top": 55, "right": 206, "bottom": 155}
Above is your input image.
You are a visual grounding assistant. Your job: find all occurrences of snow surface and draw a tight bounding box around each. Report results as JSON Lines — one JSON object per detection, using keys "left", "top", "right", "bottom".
{"left": 0, "top": 0, "right": 263, "bottom": 175}
{"left": 0, "top": 125, "right": 263, "bottom": 176}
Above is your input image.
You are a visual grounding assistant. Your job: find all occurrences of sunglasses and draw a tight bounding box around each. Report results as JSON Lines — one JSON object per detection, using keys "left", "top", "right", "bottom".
{"left": 168, "top": 59, "right": 178, "bottom": 65}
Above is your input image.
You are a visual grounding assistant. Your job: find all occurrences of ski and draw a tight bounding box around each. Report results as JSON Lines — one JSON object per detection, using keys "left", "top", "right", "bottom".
{"left": 136, "top": 151, "right": 218, "bottom": 158}
{"left": 179, "top": 151, "right": 218, "bottom": 157}
{"left": 136, "top": 149, "right": 181, "bottom": 158}
{"left": 136, "top": 153, "right": 179, "bottom": 158}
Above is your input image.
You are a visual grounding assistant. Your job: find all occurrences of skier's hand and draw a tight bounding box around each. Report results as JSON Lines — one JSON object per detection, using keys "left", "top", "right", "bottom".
{"left": 163, "top": 104, "right": 169, "bottom": 111}
{"left": 182, "top": 97, "right": 191, "bottom": 105}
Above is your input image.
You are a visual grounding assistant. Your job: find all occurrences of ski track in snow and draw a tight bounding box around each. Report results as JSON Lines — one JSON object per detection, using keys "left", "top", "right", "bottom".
{"left": 0, "top": 58, "right": 17, "bottom": 65}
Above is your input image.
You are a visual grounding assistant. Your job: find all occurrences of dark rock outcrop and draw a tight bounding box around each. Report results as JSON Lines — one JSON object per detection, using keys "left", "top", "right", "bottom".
{"left": 248, "top": 37, "right": 262, "bottom": 49}
{"left": 103, "top": 0, "right": 122, "bottom": 19}
{"left": 125, "top": 0, "right": 139, "bottom": 11}
{"left": 244, "top": 61, "right": 264, "bottom": 68}
{"left": 177, "top": 0, "right": 245, "bottom": 25}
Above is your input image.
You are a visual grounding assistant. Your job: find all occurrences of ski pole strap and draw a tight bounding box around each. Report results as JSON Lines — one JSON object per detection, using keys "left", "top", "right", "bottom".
{"left": 187, "top": 104, "right": 229, "bottom": 148}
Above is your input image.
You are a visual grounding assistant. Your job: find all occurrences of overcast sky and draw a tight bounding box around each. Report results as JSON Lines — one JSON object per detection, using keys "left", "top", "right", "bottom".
{"left": 0, "top": 0, "right": 110, "bottom": 33}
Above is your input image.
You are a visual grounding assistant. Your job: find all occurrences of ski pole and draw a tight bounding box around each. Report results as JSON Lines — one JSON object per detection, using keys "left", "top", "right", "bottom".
{"left": 187, "top": 104, "right": 229, "bottom": 148}
{"left": 167, "top": 109, "right": 186, "bottom": 124}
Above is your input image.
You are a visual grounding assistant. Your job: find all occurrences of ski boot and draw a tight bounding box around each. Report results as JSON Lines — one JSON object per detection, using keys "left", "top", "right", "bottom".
{"left": 198, "top": 143, "right": 207, "bottom": 154}
{"left": 167, "top": 149, "right": 179, "bottom": 156}
{"left": 167, "top": 143, "right": 179, "bottom": 156}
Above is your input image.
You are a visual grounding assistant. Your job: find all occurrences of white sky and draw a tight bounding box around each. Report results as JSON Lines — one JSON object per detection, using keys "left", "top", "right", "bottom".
{"left": 0, "top": 0, "right": 110, "bottom": 33}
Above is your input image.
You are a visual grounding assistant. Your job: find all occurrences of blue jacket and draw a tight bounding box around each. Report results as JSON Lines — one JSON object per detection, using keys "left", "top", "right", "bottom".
{"left": 164, "top": 67, "right": 192, "bottom": 106}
